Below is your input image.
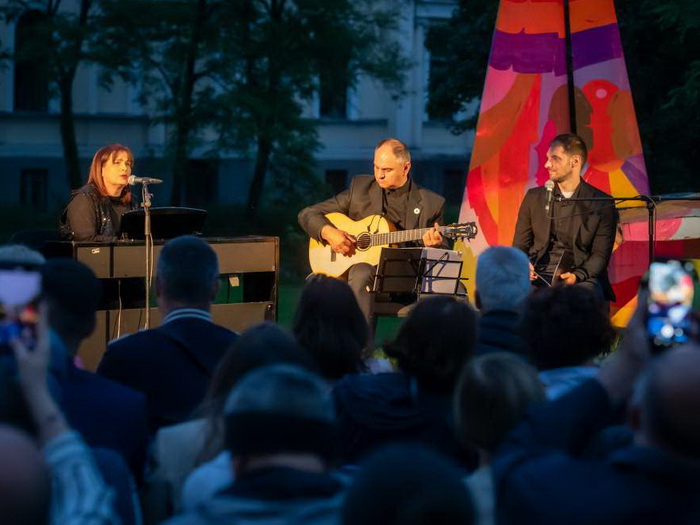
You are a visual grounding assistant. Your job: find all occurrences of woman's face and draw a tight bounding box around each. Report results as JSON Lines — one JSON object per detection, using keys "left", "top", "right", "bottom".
{"left": 102, "top": 150, "right": 133, "bottom": 196}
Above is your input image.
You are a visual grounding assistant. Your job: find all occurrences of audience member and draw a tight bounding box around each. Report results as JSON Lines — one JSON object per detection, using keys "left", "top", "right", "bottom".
{"left": 41, "top": 258, "right": 149, "bottom": 481}
{"left": 3, "top": 306, "right": 118, "bottom": 524}
{"left": 0, "top": 243, "right": 46, "bottom": 269}
{"left": 293, "top": 274, "right": 370, "bottom": 381}
{"left": 454, "top": 353, "right": 545, "bottom": 525}
{"left": 474, "top": 246, "right": 530, "bottom": 357}
{"left": 144, "top": 323, "right": 313, "bottom": 520}
{"left": 166, "top": 364, "right": 349, "bottom": 525}
{"left": 494, "top": 290, "right": 700, "bottom": 524}
{"left": 520, "top": 285, "right": 615, "bottom": 399}
{"left": 0, "top": 424, "right": 50, "bottom": 525}
{"left": 333, "top": 295, "right": 478, "bottom": 466}
{"left": 98, "top": 235, "right": 238, "bottom": 432}
{"left": 343, "top": 443, "right": 474, "bottom": 525}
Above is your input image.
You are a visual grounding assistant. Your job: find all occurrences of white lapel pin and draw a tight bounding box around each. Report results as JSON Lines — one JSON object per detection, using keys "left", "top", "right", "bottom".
{"left": 413, "top": 207, "right": 421, "bottom": 215}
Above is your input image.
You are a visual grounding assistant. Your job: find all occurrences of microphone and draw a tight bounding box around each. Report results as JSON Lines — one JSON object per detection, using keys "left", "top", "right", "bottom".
{"left": 127, "top": 175, "right": 163, "bottom": 185}
{"left": 544, "top": 179, "right": 555, "bottom": 213}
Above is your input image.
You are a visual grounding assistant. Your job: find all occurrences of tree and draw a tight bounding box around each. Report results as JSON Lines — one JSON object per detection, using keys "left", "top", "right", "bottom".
{"left": 97, "top": 0, "right": 222, "bottom": 205}
{"left": 1, "top": 0, "right": 99, "bottom": 189}
{"left": 99, "top": 0, "right": 408, "bottom": 216}
{"left": 210, "top": 0, "right": 409, "bottom": 221}
{"left": 617, "top": 0, "right": 700, "bottom": 193}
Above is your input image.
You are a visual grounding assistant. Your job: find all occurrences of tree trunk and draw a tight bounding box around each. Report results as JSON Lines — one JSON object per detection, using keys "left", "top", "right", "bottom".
{"left": 169, "top": 0, "right": 207, "bottom": 206}
{"left": 246, "top": 135, "right": 272, "bottom": 223}
{"left": 59, "top": 81, "right": 82, "bottom": 189}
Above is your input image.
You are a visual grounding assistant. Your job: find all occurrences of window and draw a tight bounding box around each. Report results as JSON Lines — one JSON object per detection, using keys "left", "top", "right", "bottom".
{"left": 14, "top": 10, "right": 50, "bottom": 112}
{"left": 319, "top": 58, "right": 349, "bottom": 118}
{"left": 442, "top": 169, "right": 466, "bottom": 205}
{"left": 20, "top": 169, "right": 48, "bottom": 211}
{"left": 325, "top": 169, "right": 347, "bottom": 194}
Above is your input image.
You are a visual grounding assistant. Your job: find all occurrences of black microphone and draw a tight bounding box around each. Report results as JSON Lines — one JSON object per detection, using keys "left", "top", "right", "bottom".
{"left": 544, "top": 179, "right": 555, "bottom": 213}
{"left": 127, "top": 175, "right": 163, "bottom": 185}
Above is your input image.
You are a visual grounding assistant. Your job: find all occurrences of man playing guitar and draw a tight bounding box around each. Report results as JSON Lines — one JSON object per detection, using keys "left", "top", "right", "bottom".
{"left": 298, "top": 138, "right": 446, "bottom": 322}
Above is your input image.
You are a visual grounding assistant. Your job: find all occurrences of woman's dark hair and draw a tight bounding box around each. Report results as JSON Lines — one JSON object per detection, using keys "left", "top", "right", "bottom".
{"left": 384, "top": 296, "right": 477, "bottom": 394}
{"left": 293, "top": 274, "right": 369, "bottom": 380}
{"left": 197, "top": 322, "right": 316, "bottom": 461}
{"left": 520, "top": 285, "right": 615, "bottom": 370}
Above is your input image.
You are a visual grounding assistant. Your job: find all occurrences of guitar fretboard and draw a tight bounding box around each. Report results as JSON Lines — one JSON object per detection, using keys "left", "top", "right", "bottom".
{"left": 369, "top": 227, "right": 444, "bottom": 247}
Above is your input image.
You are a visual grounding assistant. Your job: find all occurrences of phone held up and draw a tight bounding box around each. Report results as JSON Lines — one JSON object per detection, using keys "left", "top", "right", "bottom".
{"left": 0, "top": 269, "right": 42, "bottom": 350}
{"left": 646, "top": 258, "right": 699, "bottom": 353}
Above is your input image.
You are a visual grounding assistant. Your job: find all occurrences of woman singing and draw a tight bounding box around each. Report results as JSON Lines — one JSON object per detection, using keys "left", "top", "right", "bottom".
{"left": 60, "top": 144, "right": 139, "bottom": 241}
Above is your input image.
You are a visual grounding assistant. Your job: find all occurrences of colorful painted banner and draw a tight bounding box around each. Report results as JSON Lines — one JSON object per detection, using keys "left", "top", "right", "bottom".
{"left": 458, "top": 0, "right": 653, "bottom": 324}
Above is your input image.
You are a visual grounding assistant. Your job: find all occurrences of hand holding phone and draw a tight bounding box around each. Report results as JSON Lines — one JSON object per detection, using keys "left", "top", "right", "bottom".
{"left": 646, "top": 259, "right": 698, "bottom": 352}
{"left": 0, "top": 270, "right": 42, "bottom": 350}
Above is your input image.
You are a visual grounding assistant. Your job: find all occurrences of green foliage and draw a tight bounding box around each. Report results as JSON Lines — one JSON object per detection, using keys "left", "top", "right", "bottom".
{"left": 0, "top": 0, "right": 99, "bottom": 188}
{"left": 95, "top": 0, "right": 408, "bottom": 211}
{"left": 617, "top": 0, "right": 700, "bottom": 193}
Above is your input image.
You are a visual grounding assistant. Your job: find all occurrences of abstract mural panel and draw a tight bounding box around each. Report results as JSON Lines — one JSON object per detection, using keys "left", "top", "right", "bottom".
{"left": 458, "top": 0, "right": 653, "bottom": 324}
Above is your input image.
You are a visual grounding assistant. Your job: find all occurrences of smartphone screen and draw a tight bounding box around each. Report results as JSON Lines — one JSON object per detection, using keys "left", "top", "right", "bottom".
{"left": 0, "top": 270, "right": 42, "bottom": 349}
{"left": 647, "top": 259, "right": 697, "bottom": 350}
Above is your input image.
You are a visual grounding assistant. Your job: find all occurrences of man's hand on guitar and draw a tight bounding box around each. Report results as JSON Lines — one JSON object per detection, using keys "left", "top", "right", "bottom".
{"left": 559, "top": 272, "right": 577, "bottom": 285}
{"left": 422, "top": 223, "right": 443, "bottom": 248}
{"left": 321, "top": 225, "right": 357, "bottom": 256}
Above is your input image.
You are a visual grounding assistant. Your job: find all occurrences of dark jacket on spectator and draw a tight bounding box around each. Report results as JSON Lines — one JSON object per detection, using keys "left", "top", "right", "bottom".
{"left": 333, "top": 372, "right": 475, "bottom": 468}
{"left": 476, "top": 309, "right": 526, "bottom": 357}
{"left": 493, "top": 380, "right": 700, "bottom": 525}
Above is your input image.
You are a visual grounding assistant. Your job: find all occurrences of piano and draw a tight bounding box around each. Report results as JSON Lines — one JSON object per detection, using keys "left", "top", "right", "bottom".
{"left": 45, "top": 236, "right": 278, "bottom": 371}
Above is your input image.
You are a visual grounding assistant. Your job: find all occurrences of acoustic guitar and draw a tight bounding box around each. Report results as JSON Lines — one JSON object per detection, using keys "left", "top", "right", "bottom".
{"left": 308, "top": 212, "right": 478, "bottom": 277}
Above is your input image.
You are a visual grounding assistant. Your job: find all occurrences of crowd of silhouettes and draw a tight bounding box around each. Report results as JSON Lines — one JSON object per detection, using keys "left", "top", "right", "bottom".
{"left": 1, "top": 239, "right": 699, "bottom": 525}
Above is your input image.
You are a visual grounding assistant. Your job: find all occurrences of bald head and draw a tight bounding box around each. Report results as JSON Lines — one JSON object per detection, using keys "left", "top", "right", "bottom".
{"left": 635, "top": 345, "right": 700, "bottom": 460}
{"left": 0, "top": 425, "right": 50, "bottom": 524}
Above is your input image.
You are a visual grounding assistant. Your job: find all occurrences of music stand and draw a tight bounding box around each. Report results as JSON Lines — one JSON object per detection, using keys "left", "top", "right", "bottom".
{"left": 372, "top": 248, "right": 466, "bottom": 316}
{"left": 119, "top": 207, "right": 208, "bottom": 240}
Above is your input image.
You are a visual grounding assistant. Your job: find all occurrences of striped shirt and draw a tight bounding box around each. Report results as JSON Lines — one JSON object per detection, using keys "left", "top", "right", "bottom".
{"left": 161, "top": 308, "right": 212, "bottom": 325}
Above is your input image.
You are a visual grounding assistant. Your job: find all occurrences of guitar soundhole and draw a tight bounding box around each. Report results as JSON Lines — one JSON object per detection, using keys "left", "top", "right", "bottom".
{"left": 356, "top": 233, "right": 371, "bottom": 251}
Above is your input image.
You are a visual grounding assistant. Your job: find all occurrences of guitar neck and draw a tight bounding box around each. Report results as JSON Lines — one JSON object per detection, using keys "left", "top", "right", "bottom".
{"left": 371, "top": 226, "right": 443, "bottom": 247}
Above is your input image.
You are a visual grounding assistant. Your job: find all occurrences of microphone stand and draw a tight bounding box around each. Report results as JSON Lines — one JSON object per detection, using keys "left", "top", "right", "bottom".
{"left": 553, "top": 194, "right": 656, "bottom": 266}
{"left": 141, "top": 182, "right": 154, "bottom": 330}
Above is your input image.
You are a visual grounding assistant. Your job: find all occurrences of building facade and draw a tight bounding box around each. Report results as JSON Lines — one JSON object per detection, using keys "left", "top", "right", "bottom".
{"left": 0, "top": 0, "right": 472, "bottom": 215}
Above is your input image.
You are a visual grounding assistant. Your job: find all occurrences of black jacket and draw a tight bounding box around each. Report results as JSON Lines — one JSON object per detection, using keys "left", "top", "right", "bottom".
{"left": 298, "top": 175, "right": 445, "bottom": 244}
{"left": 97, "top": 317, "right": 237, "bottom": 433}
{"left": 512, "top": 180, "right": 618, "bottom": 301}
{"left": 60, "top": 183, "right": 136, "bottom": 241}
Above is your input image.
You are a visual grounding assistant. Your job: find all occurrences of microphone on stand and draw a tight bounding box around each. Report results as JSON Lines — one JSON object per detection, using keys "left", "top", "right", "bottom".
{"left": 128, "top": 175, "right": 164, "bottom": 185}
{"left": 544, "top": 180, "right": 555, "bottom": 214}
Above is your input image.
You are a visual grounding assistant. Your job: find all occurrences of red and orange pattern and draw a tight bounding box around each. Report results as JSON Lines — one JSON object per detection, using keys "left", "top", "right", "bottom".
{"left": 458, "top": 0, "right": 654, "bottom": 324}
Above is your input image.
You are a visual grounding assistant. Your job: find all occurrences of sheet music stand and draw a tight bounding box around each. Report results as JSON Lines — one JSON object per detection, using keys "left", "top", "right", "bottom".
{"left": 119, "top": 207, "right": 208, "bottom": 240}
{"left": 372, "top": 247, "right": 466, "bottom": 316}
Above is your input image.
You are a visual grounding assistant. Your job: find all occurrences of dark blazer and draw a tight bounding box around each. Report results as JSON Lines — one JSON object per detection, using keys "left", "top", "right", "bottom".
{"left": 512, "top": 179, "right": 618, "bottom": 301}
{"left": 61, "top": 363, "right": 149, "bottom": 482}
{"left": 298, "top": 175, "right": 446, "bottom": 243}
{"left": 97, "top": 317, "right": 237, "bottom": 433}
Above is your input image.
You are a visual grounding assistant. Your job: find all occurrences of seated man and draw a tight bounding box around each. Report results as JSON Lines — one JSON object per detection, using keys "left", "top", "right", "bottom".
{"left": 166, "top": 364, "right": 349, "bottom": 525}
{"left": 98, "top": 235, "right": 238, "bottom": 432}
{"left": 298, "top": 138, "right": 445, "bottom": 321}
{"left": 512, "top": 133, "right": 618, "bottom": 301}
